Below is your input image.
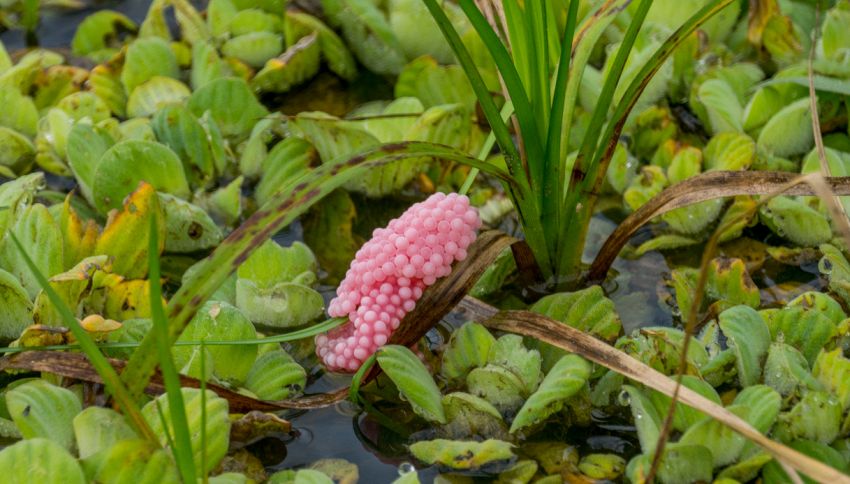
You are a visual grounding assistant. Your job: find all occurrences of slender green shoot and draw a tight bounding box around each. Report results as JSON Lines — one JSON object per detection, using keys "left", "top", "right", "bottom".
{"left": 200, "top": 341, "right": 208, "bottom": 484}
{"left": 148, "top": 214, "right": 197, "bottom": 484}
{"left": 459, "top": 101, "right": 516, "bottom": 196}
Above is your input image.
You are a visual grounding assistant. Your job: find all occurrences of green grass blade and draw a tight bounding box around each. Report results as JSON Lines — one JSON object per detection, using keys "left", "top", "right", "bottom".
{"left": 200, "top": 341, "right": 208, "bottom": 484}
{"left": 8, "top": 234, "right": 158, "bottom": 443}
{"left": 526, "top": 0, "right": 550, "bottom": 132}
{"left": 121, "top": 141, "right": 537, "bottom": 400}
{"left": 541, "top": 0, "right": 580, "bottom": 271}
{"left": 147, "top": 214, "right": 197, "bottom": 484}
{"left": 455, "top": 0, "right": 546, "bottom": 189}
{"left": 420, "top": 0, "right": 524, "bottom": 178}
{"left": 459, "top": 100, "right": 515, "bottom": 195}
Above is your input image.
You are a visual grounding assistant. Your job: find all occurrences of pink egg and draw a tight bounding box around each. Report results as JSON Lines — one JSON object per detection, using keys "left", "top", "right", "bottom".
{"left": 316, "top": 192, "right": 480, "bottom": 372}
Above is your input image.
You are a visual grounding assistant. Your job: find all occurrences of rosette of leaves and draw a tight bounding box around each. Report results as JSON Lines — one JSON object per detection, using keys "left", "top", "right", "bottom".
{"left": 234, "top": 239, "right": 324, "bottom": 329}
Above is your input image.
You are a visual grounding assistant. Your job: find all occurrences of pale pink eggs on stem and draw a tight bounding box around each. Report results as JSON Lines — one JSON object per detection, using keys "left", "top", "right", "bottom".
{"left": 316, "top": 192, "right": 481, "bottom": 372}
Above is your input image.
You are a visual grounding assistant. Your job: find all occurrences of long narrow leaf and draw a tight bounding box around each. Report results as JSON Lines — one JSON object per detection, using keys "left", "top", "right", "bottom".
{"left": 147, "top": 214, "right": 197, "bottom": 483}
{"left": 541, "top": 0, "right": 580, "bottom": 270}
{"left": 8, "top": 234, "right": 158, "bottom": 443}
{"left": 420, "top": 0, "right": 524, "bottom": 178}
{"left": 456, "top": 0, "right": 546, "bottom": 190}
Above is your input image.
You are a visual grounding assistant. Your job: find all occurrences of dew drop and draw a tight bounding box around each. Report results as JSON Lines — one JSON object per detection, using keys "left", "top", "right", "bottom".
{"left": 819, "top": 257, "right": 834, "bottom": 275}
{"left": 398, "top": 462, "right": 416, "bottom": 475}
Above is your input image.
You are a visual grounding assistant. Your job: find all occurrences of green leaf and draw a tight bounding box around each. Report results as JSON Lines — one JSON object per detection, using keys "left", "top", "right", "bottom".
{"left": 787, "top": 291, "right": 846, "bottom": 325}
{"left": 66, "top": 123, "right": 115, "bottom": 207}
{"left": 621, "top": 385, "right": 663, "bottom": 454}
{"left": 73, "top": 407, "right": 138, "bottom": 459}
{"left": 777, "top": 391, "right": 842, "bottom": 444}
{"left": 188, "top": 77, "right": 269, "bottom": 140}
{"left": 757, "top": 97, "right": 813, "bottom": 157}
{"left": 467, "top": 365, "right": 526, "bottom": 414}
{"left": 819, "top": 244, "right": 850, "bottom": 307}
{"left": 0, "top": 127, "right": 34, "bottom": 176}
{"left": 764, "top": 342, "right": 823, "bottom": 397}
{"left": 142, "top": 388, "right": 230, "bottom": 474}
{"left": 0, "top": 85, "right": 39, "bottom": 137}
{"left": 529, "top": 286, "right": 622, "bottom": 370}
{"left": 6, "top": 380, "right": 81, "bottom": 450}
{"left": 71, "top": 10, "right": 137, "bottom": 59}
{"left": 121, "top": 38, "right": 179, "bottom": 94}
{"left": 285, "top": 11, "right": 357, "bottom": 81}
{"left": 255, "top": 137, "right": 316, "bottom": 207}
{"left": 174, "top": 301, "right": 257, "bottom": 384}
{"left": 488, "top": 334, "right": 542, "bottom": 395}
{"left": 222, "top": 32, "right": 284, "bottom": 68}
{"left": 624, "top": 166, "right": 668, "bottom": 212}
{"left": 152, "top": 104, "right": 216, "bottom": 187}
{"left": 159, "top": 193, "right": 223, "bottom": 253}
{"left": 408, "top": 439, "right": 514, "bottom": 470}
{"left": 764, "top": 306, "right": 837, "bottom": 365}
{"left": 81, "top": 439, "right": 180, "bottom": 484}
{"left": 718, "top": 305, "right": 771, "bottom": 387}
{"left": 235, "top": 240, "right": 323, "bottom": 328}
{"left": 190, "top": 42, "right": 228, "bottom": 90}
{"left": 813, "top": 348, "right": 850, "bottom": 410}
{"left": 704, "top": 132, "right": 756, "bottom": 171}
{"left": 697, "top": 78, "right": 743, "bottom": 134}
{"left": 0, "top": 268, "right": 33, "bottom": 339}
{"left": 126, "top": 76, "right": 192, "bottom": 118}
{"left": 0, "top": 204, "right": 64, "bottom": 299}
{"left": 510, "top": 355, "right": 590, "bottom": 433}
{"left": 251, "top": 33, "right": 321, "bottom": 94}
{"left": 759, "top": 196, "right": 832, "bottom": 247}
{"left": 395, "top": 56, "right": 475, "bottom": 111}
{"left": 377, "top": 345, "right": 446, "bottom": 423}
{"left": 229, "top": 8, "right": 280, "bottom": 35}
{"left": 648, "top": 376, "right": 722, "bottom": 433}
{"left": 244, "top": 350, "right": 307, "bottom": 400}
{"left": 627, "top": 443, "right": 713, "bottom": 484}
{"left": 91, "top": 140, "right": 189, "bottom": 213}
{"left": 440, "top": 321, "right": 496, "bottom": 382}
{"left": 321, "top": 0, "right": 406, "bottom": 75}
{"left": 0, "top": 438, "right": 86, "bottom": 484}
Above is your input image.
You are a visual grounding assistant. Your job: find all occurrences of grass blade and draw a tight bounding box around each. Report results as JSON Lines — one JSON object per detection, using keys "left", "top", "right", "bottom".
{"left": 8, "top": 234, "right": 158, "bottom": 443}
{"left": 147, "top": 214, "right": 197, "bottom": 483}
{"left": 421, "top": 0, "right": 524, "bottom": 178}
{"left": 456, "top": 0, "right": 546, "bottom": 190}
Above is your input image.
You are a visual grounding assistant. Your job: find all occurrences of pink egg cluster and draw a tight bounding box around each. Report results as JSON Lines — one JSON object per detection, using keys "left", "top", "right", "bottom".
{"left": 316, "top": 192, "right": 481, "bottom": 372}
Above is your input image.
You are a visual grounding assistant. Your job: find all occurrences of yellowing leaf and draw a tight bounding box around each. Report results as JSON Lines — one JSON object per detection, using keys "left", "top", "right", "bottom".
{"left": 94, "top": 182, "right": 165, "bottom": 279}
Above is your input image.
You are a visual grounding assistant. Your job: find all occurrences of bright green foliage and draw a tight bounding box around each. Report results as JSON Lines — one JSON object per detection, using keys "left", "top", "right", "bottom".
{"left": 377, "top": 345, "right": 446, "bottom": 423}
{"left": 6, "top": 380, "right": 81, "bottom": 451}
{"left": 174, "top": 301, "right": 257, "bottom": 384}
{"left": 441, "top": 321, "right": 496, "bottom": 382}
{"left": 81, "top": 439, "right": 180, "bottom": 484}
{"left": 73, "top": 407, "right": 138, "bottom": 459}
{"left": 718, "top": 305, "right": 771, "bottom": 387}
{"left": 142, "top": 388, "right": 230, "bottom": 474}
{"left": 510, "top": 355, "right": 590, "bottom": 433}
{"left": 0, "top": 438, "right": 86, "bottom": 484}
{"left": 244, "top": 350, "right": 307, "bottom": 400}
